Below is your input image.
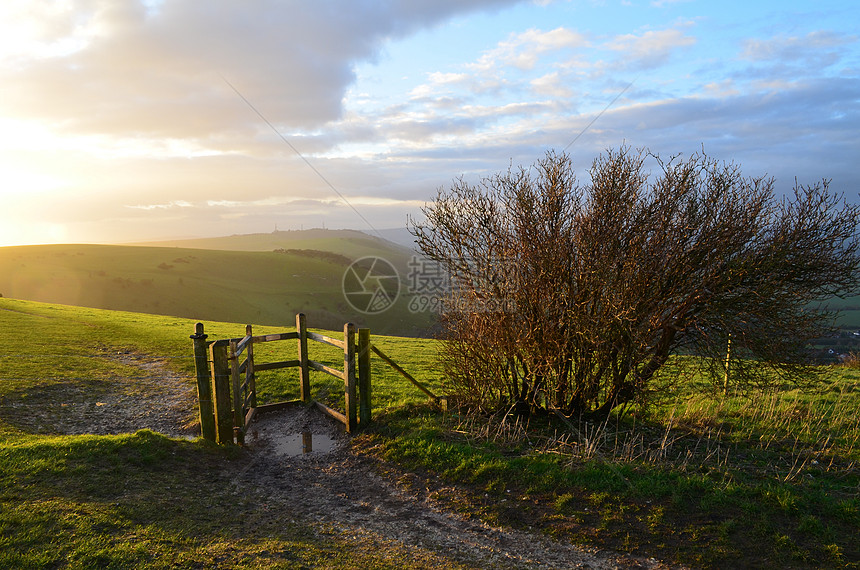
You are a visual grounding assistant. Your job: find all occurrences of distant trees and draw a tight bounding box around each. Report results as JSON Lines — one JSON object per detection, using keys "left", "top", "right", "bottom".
{"left": 410, "top": 148, "right": 860, "bottom": 418}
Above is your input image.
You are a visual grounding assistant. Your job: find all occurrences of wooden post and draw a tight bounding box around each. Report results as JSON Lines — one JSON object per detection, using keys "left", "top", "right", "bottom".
{"left": 209, "top": 341, "right": 234, "bottom": 445}
{"left": 190, "top": 323, "right": 215, "bottom": 442}
{"left": 343, "top": 322, "right": 357, "bottom": 433}
{"left": 297, "top": 313, "right": 310, "bottom": 403}
{"left": 358, "top": 328, "right": 371, "bottom": 427}
{"left": 245, "top": 324, "right": 256, "bottom": 409}
{"left": 230, "top": 339, "right": 244, "bottom": 444}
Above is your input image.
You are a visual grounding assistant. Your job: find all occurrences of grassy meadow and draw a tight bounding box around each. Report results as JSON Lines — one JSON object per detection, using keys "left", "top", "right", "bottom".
{"left": 0, "top": 296, "right": 858, "bottom": 568}
{"left": 366, "top": 375, "right": 859, "bottom": 567}
{"left": 0, "top": 229, "right": 434, "bottom": 338}
{"left": 0, "top": 297, "right": 448, "bottom": 568}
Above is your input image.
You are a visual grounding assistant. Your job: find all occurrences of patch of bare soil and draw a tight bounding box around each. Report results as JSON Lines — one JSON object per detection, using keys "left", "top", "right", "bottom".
{"left": 1, "top": 353, "right": 198, "bottom": 437}
{"left": 29, "top": 356, "right": 681, "bottom": 569}
{"left": 73, "top": 353, "right": 199, "bottom": 437}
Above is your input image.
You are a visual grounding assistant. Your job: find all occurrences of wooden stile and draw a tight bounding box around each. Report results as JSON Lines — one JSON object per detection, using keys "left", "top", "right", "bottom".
{"left": 229, "top": 338, "right": 244, "bottom": 444}
{"left": 314, "top": 400, "right": 347, "bottom": 426}
{"left": 192, "top": 314, "right": 423, "bottom": 444}
{"left": 245, "top": 324, "right": 256, "bottom": 410}
{"left": 308, "top": 360, "right": 346, "bottom": 380}
{"left": 307, "top": 330, "right": 345, "bottom": 350}
{"left": 253, "top": 359, "right": 301, "bottom": 372}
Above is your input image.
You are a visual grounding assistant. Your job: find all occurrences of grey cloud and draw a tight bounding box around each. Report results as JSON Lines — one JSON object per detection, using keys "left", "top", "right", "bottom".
{"left": 1, "top": 0, "right": 522, "bottom": 140}
{"left": 741, "top": 31, "right": 857, "bottom": 63}
{"left": 372, "top": 75, "right": 860, "bottom": 204}
{"left": 731, "top": 31, "right": 857, "bottom": 86}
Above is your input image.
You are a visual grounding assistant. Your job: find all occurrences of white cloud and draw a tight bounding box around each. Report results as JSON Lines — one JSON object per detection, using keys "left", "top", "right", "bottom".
{"left": 650, "top": 0, "right": 692, "bottom": 7}
{"left": 1, "top": 1, "right": 859, "bottom": 246}
{"left": 531, "top": 71, "right": 574, "bottom": 98}
{"left": 470, "top": 27, "right": 588, "bottom": 72}
{"left": 126, "top": 200, "right": 194, "bottom": 210}
{"left": 605, "top": 28, "right": 696, "bottom": 69}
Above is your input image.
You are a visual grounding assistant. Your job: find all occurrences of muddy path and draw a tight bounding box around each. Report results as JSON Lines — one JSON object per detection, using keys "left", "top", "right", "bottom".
{"left": 239, "top": 406, "right": 676, "bottom": 569}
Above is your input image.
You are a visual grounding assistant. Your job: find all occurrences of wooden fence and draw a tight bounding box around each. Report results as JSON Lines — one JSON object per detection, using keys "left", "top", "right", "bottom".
{"left": 190, "top": 313, "right": 433, "bottom": 445}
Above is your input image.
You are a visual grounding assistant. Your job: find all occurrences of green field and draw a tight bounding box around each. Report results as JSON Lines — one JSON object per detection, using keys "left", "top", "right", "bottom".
{"left": 1, "top": 297, "right": 858, "bottom": 568}
{"left": 0, "top": 230, "right": 435, "bottom": 338}
{"left": 0, "top": 297, "right": 452, "bottom": 568}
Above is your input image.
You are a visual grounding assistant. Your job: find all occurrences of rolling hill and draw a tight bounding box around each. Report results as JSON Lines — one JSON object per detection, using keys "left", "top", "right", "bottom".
{"left": 133, "top": 228, "right": 417, "bottom": 255}
{"left": 0, "top": 230, "right": 436, "bottom": 337}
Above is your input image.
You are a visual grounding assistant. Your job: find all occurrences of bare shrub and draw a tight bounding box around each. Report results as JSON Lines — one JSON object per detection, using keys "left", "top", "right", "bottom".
{"left": 411, "top": 147, "right": 860, "bottom": 418}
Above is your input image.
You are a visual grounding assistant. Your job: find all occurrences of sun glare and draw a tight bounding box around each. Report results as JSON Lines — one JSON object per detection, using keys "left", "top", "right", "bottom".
{"left": 0, "top": 2, "right": 89, "bottom": 60}
{"left": 0, "top": 220, "right": 69, "bottom": 248}
{"left": 0, "top": 164, "right": 66, "bottom": 195}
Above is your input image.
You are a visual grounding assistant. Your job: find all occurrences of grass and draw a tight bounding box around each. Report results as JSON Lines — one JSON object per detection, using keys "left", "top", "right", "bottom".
{"left": 0, "top": 231, "right": 433, "bottom": 337}
{"left": 0, "top": 297, "right": 442, "bottom": 434}
{"left": 2, "top": 296, "right": 859, "bottom": 568}
{"left": 361, "top": 368, "right": 860, "bottom": 568}
{"left": 0, "top": 298, "right": 458, "bottom": 568}
{"left": 0, "top": 430, "right": 470, "bottom": 569}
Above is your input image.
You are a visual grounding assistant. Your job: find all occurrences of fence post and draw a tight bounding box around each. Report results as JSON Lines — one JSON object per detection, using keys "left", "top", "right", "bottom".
{"left": 344, "top": 322, "right": 357, "bottom": 433}
{"left": 297, "top": 313, "right": 310, "bottom": 403}
{"left": 246, "top": 324, "right": 256, "bottom": 409}
{"left": 230, "top": 339, "right": 244, "bottom": 445}
{"left": 358, "top": 328, "right": 371, "bottom": 428}
{"left": 190, "top": 323, "right": 215, "bottom": 442}
{"left": 209, "top": 341, "right": 234, "bottom": 445}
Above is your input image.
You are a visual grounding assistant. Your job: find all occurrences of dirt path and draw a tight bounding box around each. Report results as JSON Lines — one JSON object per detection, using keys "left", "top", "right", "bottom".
{"left": 2, "top": 353, "right": 198, "bottom": 437}
{"left": 37, "top": 355, "right": 679, "bottom": 569}
{"left": 240, "top": 406, "right": 676, "bottom": 569}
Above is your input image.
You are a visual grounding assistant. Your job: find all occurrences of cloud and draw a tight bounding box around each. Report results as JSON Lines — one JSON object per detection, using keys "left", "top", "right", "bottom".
{"left": 1, "top": 1, "right": 858, "bottom": 246}
{"left": 470, "top": 27, "right": 589, "bottom": 72}
{"left": 531, "top": 71, "right": 574, "bottom": 98}
{"left": 737, "top": 31, "right": 857, "bottom": 83}
{"left": 126, "top": 200, "right": 194, "bottom": 211}
{"left": 605, "top": 28, "right": 696, "bottom": 70}
{"left": 650, "top": 0, "right": 692, "bottom": 7}
{"left": 741, "top": 30, "right": 857, "bottom": 63}
{"left": 0, "top": 0, "right": 522, "bottom": 143}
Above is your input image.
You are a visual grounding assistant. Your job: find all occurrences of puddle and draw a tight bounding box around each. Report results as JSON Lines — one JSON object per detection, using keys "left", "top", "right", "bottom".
{"left": 273, "top": 432, "right": 336, "bottom": 456}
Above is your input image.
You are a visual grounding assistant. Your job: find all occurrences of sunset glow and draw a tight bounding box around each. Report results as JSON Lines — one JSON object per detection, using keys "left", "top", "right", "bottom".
{"left": 0, "top": 0, "right": 857, "bottom": 246}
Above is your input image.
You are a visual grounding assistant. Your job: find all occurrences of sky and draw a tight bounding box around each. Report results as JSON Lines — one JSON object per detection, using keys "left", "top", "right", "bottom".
{"left": 0, "top": 0, "right": 858, "bottom": 247}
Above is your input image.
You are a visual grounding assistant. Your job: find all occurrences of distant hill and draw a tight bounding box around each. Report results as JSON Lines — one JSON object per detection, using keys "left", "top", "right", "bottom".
{"left": 135, "top": 228, "right": 416, "bottom": 256}
{"left": 0, "top": 231, "right": 437, "bottom": 337}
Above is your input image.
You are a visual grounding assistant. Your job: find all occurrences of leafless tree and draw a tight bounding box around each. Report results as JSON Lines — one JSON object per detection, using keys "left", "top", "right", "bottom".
{"left": 410, "top": 148, "right": 860, "bottom": 418}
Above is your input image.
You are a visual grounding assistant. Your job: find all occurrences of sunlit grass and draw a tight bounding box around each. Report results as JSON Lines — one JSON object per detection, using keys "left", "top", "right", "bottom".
{"left": 0, "top": 241, "right": 435, "bottom": 337}
{"left": 3, "top": 296, "right": 858, "bottom": 567}
{"left": 0, "top": 298, "right": 462, "bottom": 569}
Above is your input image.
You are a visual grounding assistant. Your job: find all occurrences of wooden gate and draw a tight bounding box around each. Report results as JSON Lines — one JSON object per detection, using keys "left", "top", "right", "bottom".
{"left": 190, "top": 313, "right": 371, "bottom": 444}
